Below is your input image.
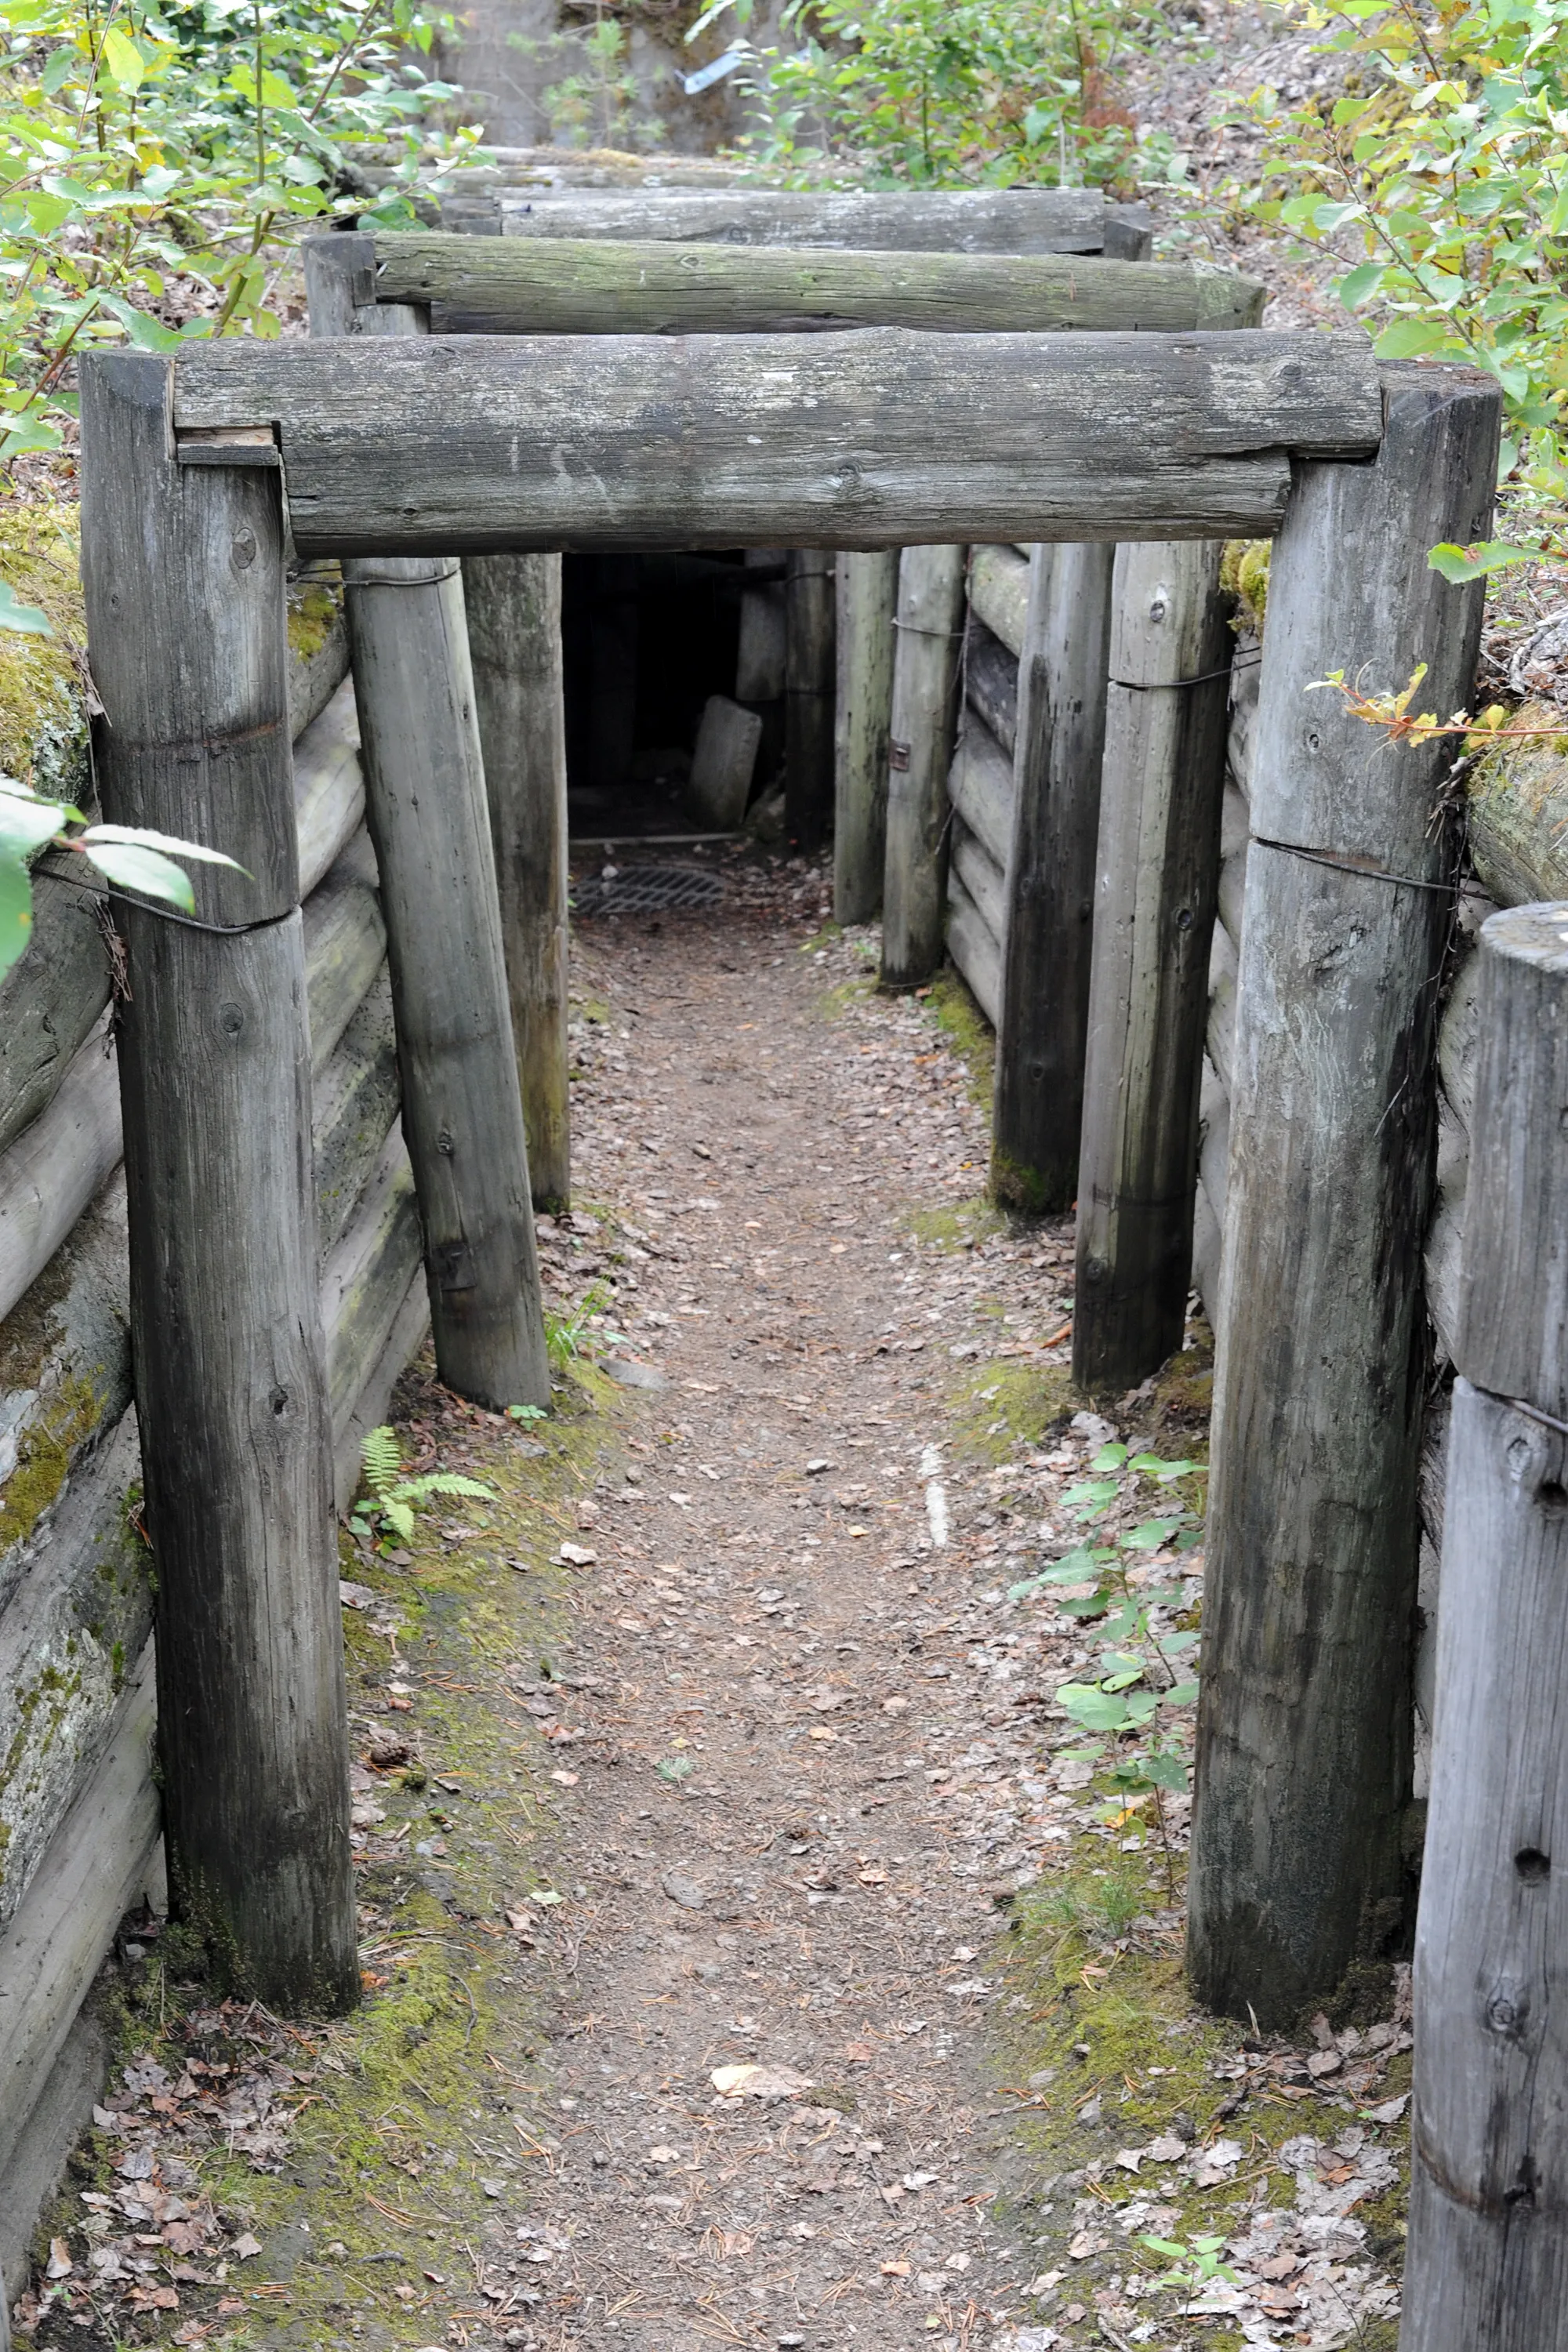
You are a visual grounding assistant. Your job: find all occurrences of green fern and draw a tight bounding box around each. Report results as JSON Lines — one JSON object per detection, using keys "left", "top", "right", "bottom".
{"left": 352, "top": 1425, "right": 494, "bottom": 1546}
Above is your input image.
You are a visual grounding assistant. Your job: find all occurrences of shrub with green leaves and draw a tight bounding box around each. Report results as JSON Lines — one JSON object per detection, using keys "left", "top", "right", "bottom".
{"left": 1230, "top": 0, "right": 1568, "bottom": 560}
{"left": 1010, "top": 1442, "right": 1204, "bottom": 1838}
{"left": 687, "top": 0, "right": 1179, "bottom": 191}
{"left": 0, "top": 768, "right": 241, "bottom": 977}
{"left": 0, "top": 0, "right": 477, "bottom": 465}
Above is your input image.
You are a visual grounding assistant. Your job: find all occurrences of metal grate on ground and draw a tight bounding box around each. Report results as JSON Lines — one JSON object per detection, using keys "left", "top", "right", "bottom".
{"left": 572, "top": 864, "right": 727, "bottom": 916}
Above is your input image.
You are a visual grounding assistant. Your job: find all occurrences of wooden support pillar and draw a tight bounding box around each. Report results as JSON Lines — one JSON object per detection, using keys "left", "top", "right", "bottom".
{"left": 464, "top": 554, "right": 572, "bottom": 1212}
{"left": 992, "top": 542, "right": 1114, "bottom": 1213}
{"left": 1402, "top": 905, "right": 1568, "bottom": 2349}
{"left": 833, "top": 550, "right": 898, "bottom": 926}
{"left": 880, "top": 545, "right": 966, "bottom": 990}
{"left": 1072, "top": 541, "right": 1231, "bottom": 1388}
{"left": 305, "top": 239, "right": 550, "bottom": 1412}
{"left": 785, "top": 550, "right": 836, "bottom": 852}
{"left": 79, "top": 352, "right": 358, "bottom": 2013}
{"left": 1189, "top": 362, "right": 1499, "bottom": 2026}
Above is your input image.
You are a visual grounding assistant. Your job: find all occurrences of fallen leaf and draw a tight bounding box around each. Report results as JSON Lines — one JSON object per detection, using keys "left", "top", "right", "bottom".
{"left": 557, "top": 1542, "right": 597, "bottom": 1567}
{"left": 1307, "top": 2048, "right": 1344, "bottom": 2078}
{"left": 550, "top": 1769, "right": 580, "bottom": 1788}
{"left": 1147, "top": 2133, "right": 1186, "bottom": 2162}
{"left": 710, "top": 2063, "right": 814, "bottom": 2100}
{"left": 45, "top": 2239, "right": 72, "bottom": 2280}
{"left": 232, "top": 2234, "right": 263, "bottom": 2260}
{"left": 880, "top": 2259, "right": 912, "bottom": 2277}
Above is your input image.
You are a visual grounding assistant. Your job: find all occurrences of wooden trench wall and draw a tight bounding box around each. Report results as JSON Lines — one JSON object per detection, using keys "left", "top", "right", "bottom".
{"left": 0, "top": 611, "right": 423, "bottom": 2288}
{"left": 0, "top": 187, "right": 1545, "bottom": 2334}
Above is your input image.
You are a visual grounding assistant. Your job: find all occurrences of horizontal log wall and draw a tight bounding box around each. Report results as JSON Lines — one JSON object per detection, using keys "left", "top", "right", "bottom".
{"left": 483, "top": 187, "right": 1151, "bottom": 256}
{"left": 941, "top": 549, "right": 1027, "bottom": 1025}
{"left": 0, "top": 633, "right": 430, "bottom": 2236}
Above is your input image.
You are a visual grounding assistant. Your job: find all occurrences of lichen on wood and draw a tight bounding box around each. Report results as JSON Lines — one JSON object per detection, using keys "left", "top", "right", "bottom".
{"left": 0, "top": 503, "right": 89, "bottom": 807}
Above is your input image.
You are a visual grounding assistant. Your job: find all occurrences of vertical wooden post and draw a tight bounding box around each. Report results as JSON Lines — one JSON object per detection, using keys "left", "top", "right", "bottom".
{"left": 1072, "top": 540, "right": 1231, "bottom": 1389}
{"left": 464, "top": 554, "right": 572, "bottom": 1212}
{"left": 992, "top": 541, "right": 1114, "bottom": 1212}
{"left": 305, "top": 239, "right": 550, "bottom": 1412}
{"left": 785, "top": 550, "right": 836, "bottom": 853}
{"left": 79, "top": 353, "right": 358, "bottom": 2012}
{"left": 881, "top": 544, "right": 966, "bottom": 990}
{"left": 1189, "top": 363, "right": 1499, "bottom": 2025}
{"left": 833, "top": 549, "right": 898, "bottom": 924}
{"left": 1402, "top": 904, "right": 1568, "bottom": 2350}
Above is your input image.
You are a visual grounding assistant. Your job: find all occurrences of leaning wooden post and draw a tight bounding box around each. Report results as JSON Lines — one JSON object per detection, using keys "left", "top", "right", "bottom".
{"left": 1072, "top": 541, "right": 1231, "bottom": 1389}
{"left": 1189, "top": 362, "right": 1499, "bottom": 2025}
{"left": 833, "top": 548, "right": 898, "bottom": 924}
{"left": 786, "top": 549, "right": 836, "bottom": 852}
{"left": 1402, "top": 904, "right": 1568, "bottom": 2349}
{"left": 992, "top": 541, "right": 1115, "bottom": 1212}
{"left": 305, "top": 238, "right": 550, "bottom": 1411}
{"left": 881, "top": 544, "right": 967, "bottom": 989}
{"left": 464, "top": 554, "right": 572, "bottom": 1212}
{"left": 79, "top": 353, "right": 358, "bottom": 2012}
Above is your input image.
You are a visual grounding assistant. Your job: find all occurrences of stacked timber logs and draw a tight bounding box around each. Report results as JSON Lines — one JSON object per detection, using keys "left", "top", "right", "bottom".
{"left": 0, "top": 606, "right": 427, "bottom": 2293}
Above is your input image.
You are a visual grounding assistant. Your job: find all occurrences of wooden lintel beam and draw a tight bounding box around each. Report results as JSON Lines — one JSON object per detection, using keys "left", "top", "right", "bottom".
{"left": 362, "top": 234, "right": 1266, "bottom": 337}
{"left": 170, "top": 328, "right": 1382, "bottom": 556}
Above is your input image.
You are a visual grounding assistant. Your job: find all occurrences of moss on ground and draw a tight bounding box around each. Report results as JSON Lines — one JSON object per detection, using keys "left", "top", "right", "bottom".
{"left": 901, "top": 1195, "right": 1009, "bottom": 1253}
{"left": 951, "top": 1358, "right": 1080, "bottom": 1465}
{"left": 0, "top": 503, "right": 89, "bottom": 804}
{"left": 35, "top": 1349, "right": 634, "bottom": 2352}
{"left": 926, "top": 964, "right": 995, "bottom": 1105}
{"left": 285, "top": 578, "right": 341, "bottom": 665}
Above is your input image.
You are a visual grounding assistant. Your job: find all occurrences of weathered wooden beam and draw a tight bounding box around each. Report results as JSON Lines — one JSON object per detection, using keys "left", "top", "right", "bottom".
{"left": 171, "top": 330, "right": 1383, "bottom": 555}
{"left": 1188, "top": 361, "right": 1500, "bottom": 2027}
{"left": 833, "top": 550, "right": 898, "bottom": 925}
{"left": 993, "top": 541, "right": 1115, "bottom": 1214}
{"left": 1403, "top": 903, "right": 1568, "bottom": 2349}
{"left": 964, "top": 619, "right": 1019, "bottom": 760}
{"left": 0, "top": 1015, "right": 121, "bottom": 1328}
{"left": 951, "top": 812, "right": 1006, "bottom": 945}
{"left": 947, "top": 706, "right": 1015, "bottom": 873}
{"left": 464, "top": 554, "right": 572, "bottom": 1210}
{"left": 946, "top": 865, "right": 1001, "bottom": 1026}
{"left": 489, "top": 187, "right": 1147, "bottom": 256}
{"left": 786, "top": 550, "right": 835, "bottom": 852}
{"left": 344, "top": 552, "right": 551, "bottom": 1413}
{"left": 307, "top": 250, "right": 550, "bottom": 1411}
{"left": 79, "top": 350, "right": 358, "bottom": 2014}
{"left": 968, "top": 543, "right": 1031, "bottom": 659}
{"left": 295, "top": 678, "right": 365, "bottom": 897}
{"left": 1073, "top": 541, "right": 1232, "bottom": 1390}
{"left": 881, "top": 546, "right": 966, "bottom": 990}
{"left": 368, "top": 234, "right": 1265, "bottom": 337}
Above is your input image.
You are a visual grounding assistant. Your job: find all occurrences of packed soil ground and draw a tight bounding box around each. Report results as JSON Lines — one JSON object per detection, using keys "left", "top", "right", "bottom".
{"left": 20, "top": 848, "right": 1414, "bottom": 2352}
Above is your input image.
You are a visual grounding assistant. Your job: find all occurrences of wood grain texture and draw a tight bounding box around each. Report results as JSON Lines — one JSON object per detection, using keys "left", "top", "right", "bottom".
{"left": 1403, "top": 908, "right": 1568, "bottom": 2349}
{"left": 964, "top": 619, "right": 1018, "bottom": 760}
{"left": 0, "top": 1643, "right": 159, "bottom": 2182}
{"left": 833, "top": 550, "right": 898, "bottom": 925}
{"left": 312, "top": 965, "right": 399, "bottom": 1256}
{"left": 951, "top": 811, "right": 1006, "bottom": 944}
{"left": 786, "top": 550, "right": 835, "bottom": 851}
{"left": 345, "top": 557, "right": 550, "bottom": 1410}
{"left": 1073, "top": 540, "right": 1232, "bottom": 1390}
{"left": 1467, "top": 715, "right": 1568, "bottom": 910}
{"left": 968, "top": 543, "right": 1030, "bottom": 659}
{"left": 464, "top": 553, "right": 573, "bottom": 1210}
{"left": 0, "top": 1018, "right": 121, "bottom": 1327}
{"left": 170, "top": 331, "right": 1384, "bottom": 555}
{"left": 0, "top": 879, "right": 111, "bottom": 1160}
{"left": 321, "top": 1123, "right": 422, "bottom": 1451}
{"left": 80, "top": 350, "right": 357, "bottom": 2014}
{"left": 947, "top": 707, "right": 1015, "bottom": 873}
{"left": 946, "top": 864, "right": 1001, "bottom": 1026}
{"left": 993, "top": 541, "right": 1114, "bottom": 1214}
{"left": 369, "top": 232, "right": 1265, "bottom": 336}
{"left": 1188, "top": 361, "right": 1500, "bottom": 2027}
{"left": 300, "top": 827, "right": 385, "bottom": 1076}
{"left": 294, "top": 679, "right": 365, "bottom": 898}
{"left": 881, "top": 546, "right": 967, "bottom": 989}
{"left": 491, "top": 187, "right": 1142, "bottom": 255}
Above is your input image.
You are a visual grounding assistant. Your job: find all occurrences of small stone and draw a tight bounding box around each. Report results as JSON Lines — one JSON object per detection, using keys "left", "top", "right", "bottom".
{"left": 661, "top": 1871, "right": 706, "bottom": 1910}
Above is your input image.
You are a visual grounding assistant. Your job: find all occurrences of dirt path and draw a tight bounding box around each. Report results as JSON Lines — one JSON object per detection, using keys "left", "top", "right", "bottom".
{"left": 511, "top": 858, "right": 1076, "bottom": 2347}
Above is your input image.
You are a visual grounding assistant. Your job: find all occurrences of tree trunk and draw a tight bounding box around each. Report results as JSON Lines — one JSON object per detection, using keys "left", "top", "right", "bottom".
{"left": 79, "top": 350, "right": 358, "bottom": 2013}
{"left": 992, "top": 542, "right": 1114, "bottom": 1213}
{"left": 464, "top": 553, "right": 572, "bottom": 1210}
{"left": 880, "top": 546, "right": 966, "bottom": 989}
{"left": 1072, "top": 541, "right": 1232, "bottom": 1388}
{"left": 1188, "top": 361, "right": 1500, "bottom": 2026}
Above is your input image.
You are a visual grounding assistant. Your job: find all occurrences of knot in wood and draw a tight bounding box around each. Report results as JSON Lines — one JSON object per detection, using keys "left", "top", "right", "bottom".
{"left": 230, "top": 528, "right": 257, "bottom": 573}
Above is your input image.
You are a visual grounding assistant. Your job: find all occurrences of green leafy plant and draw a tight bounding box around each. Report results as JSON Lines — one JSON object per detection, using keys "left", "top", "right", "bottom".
{"left": 545, "top": 1278, "right": 612, "bottom": 1370}
{"left": 686, "top": 0, "right": 1178, "bottom": 191}
{"left": 351, "top": 1423, "right": 492, "bottom": 1546}
{"left": 1228, "top": 0, "right": 1568, "bottom": 534}
{"left": 1011, "top": 1442, "right": 1205, "bottom": 1884}
{"left": 0, "top": 771, "right": 241, "bottom": 978}
{"left": 0, "top": 0, "right": 478, "bottom": 466}
{"left": 1139, "top": 2232, "right": 1240, "bottom": 2292}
